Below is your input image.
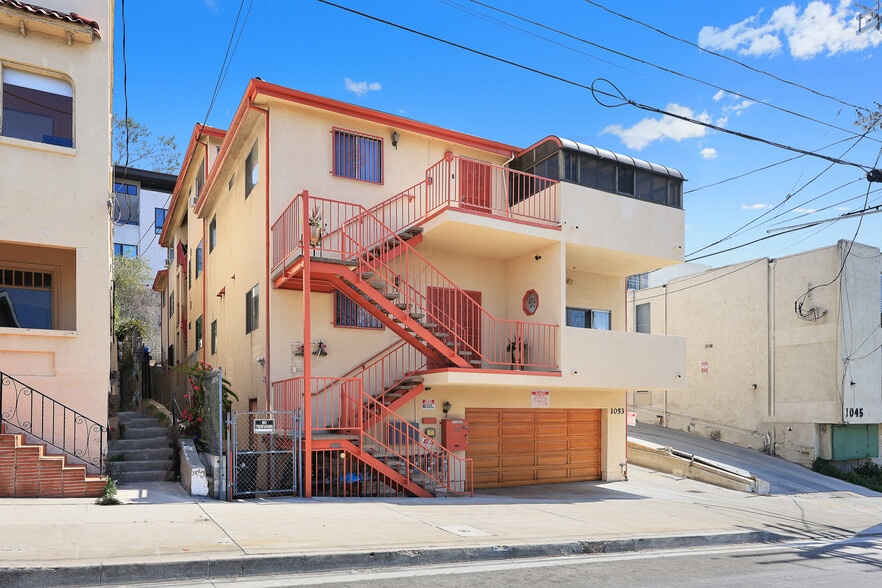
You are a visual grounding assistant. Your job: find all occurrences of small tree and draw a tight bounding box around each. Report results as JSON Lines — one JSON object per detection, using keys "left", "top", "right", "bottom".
{"left": 113, "top": 114, "right": 181, "bottom": 174}
{"left": 113, "top": 254, "right": 160, "bottom": 361}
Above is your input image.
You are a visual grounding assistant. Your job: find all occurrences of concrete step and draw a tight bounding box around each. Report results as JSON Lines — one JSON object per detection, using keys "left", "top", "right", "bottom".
{"left": 114, "top": 470, "right": 170, "bottom": 483}
{"left": 121, "top": 417, "right": 166, "bottom": 430}
{"left": 122, "top": 426, "right": 169, "bottom": 440}
{"left": 109, "top": 437, "right": 172, "bottom": 451}
{"left": 107, "top": 447, "right": 174, "bottom": 462}
{"left": 108, "top": 459, "right": 172, "bottom": 474}
{"left": 117, "top": 411, "right": 158, "bottom": 424}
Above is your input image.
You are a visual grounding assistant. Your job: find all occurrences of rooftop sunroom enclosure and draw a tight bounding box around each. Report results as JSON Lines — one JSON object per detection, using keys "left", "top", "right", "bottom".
{"left": 509, "top": 137, "right": 685, "bottom": 209}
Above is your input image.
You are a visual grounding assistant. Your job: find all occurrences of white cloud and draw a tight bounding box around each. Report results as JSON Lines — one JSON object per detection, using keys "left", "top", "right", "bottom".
{"left": 344, "top": 78, "right": 382, "bottom": 97}
{"left": 713, "top": 90, "right": 726, "bottom": 101}
{"left": 602, "top": 103, "right": 711, "bottom": 151}
{"left": 742, "top": 203, "right": 771, "bottom": 210}
{"left": 723, "top": 99, "right": 754, "bottom": 115}
{"left": 698, "top": 1, "right": 881, "bottom": 59}
{"left": 795, "top": 207, "right": 818, "bottom": 213}
{"left": 700, "top": 147, "right": 719, "bottom": 159}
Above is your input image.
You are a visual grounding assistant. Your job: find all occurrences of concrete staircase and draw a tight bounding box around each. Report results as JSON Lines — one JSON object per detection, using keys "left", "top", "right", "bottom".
{"left": 107, "top": 412, "right": 174, "bottom": 483}
{"left": 0, "top": 423, "right": 105, "bottom": 497}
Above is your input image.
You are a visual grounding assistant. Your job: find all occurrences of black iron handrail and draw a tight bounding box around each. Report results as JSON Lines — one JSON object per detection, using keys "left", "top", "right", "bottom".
{"left": 0, "top": 371, "right": 106, "bottom": 473}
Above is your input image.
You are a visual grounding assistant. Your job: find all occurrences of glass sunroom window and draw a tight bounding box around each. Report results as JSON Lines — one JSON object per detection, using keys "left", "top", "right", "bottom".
{"left": 1, "top": 68, "right": 73, "bottom": 147}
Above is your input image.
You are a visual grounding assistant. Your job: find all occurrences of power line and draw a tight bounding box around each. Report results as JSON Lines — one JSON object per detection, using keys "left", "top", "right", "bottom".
{"left": 581, "top": 0, "right": 867, "bottom": 112}
{"left": 630, "top": 258, "right": 769, "bottom": 302}
{"left": 461, "top": 0, "right": 880, "bottom": 144}
{"left": 201, "top": 0, "right": 250, "bottom": 129}
{"left": 313, "top": 1, "right": 876, "bottom": 172}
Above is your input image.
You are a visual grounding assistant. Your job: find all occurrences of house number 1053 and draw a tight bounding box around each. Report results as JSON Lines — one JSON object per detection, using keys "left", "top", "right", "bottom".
{"left": 610, "top": 408, "right": 625, "bottom": 415}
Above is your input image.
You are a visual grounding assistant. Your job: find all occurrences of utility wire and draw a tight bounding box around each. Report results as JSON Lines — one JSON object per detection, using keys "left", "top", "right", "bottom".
{"left": 581, "top": 0, "right": 867, "bottom": 112}
{"left": 201, "top": 0, "right": 249, "bottom": 129}
{"left": 462, "top": 0, "right": 880, "bottom": 144}
{"left": 684, "top": 138, "right": 854, "bottom": 194}
{"left": 314, "top": 1, "right": 875, "bottom": 172}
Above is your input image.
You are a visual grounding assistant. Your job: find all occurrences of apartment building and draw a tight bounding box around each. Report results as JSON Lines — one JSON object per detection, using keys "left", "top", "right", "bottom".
{"left": 0, "top": 0, "right": 112, "bottom": 495}
{"left": 628, "top": 241, "right": 882, "bottom": 467}
{"left": 112, "top": 165, "right": 176, "bottom": 275}
{"left": 158, "top": 79, "right": 686, "bottom": 497}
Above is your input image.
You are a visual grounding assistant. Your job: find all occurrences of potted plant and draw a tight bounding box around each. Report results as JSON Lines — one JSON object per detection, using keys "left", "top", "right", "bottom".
{"left": 308, "top": 204, "right": 328, "bottom": 248}
{"left": 506, "top": 337, "right": 528, "bottom": 371}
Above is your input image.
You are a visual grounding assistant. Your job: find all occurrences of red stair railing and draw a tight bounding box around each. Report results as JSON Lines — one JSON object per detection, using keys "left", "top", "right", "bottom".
{"left": 271, "top": 377, "right": 361, "bottom": 434}
{"left": 271, "top": 156, "right": 560, "bottom": 272}
{"left": 360, "top": 389, "right": 472, "bottom": 496}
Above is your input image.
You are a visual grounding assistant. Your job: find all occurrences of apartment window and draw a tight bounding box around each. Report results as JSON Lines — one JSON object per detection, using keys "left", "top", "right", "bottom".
{"left": 169, "top": 291, "right": 174, "bottom": 317}
{"left": 566, "top": 307, "right": 611, "bottom": 330}
{"left": 245, "top": 140, "right": 258, "bottom": 199}
{"left": 113, "top": 183, "right": 139, "bottom": 225}
{"left": 195, "top": 165, "right": 205, "bottom": 202}
{"left": 155, "top": 208, "right": 167, "bottom": 234}
{"left": 1, "top": 67, "right": 73, "bottom": 147}
{"left": 245, "top": 284, "right": 259, "bottom": 334}
{"left": 332, "top": 128, "right": 383, "bottom": 184}
{"left": 209, "top": 216, "right": 217, "bottom": 253}
{"left": 188, "top": 258, "right": 192, "bottom": 289}
{"left": 195, "top": 240, "right": 203, "bottom": 278}
{"left": 0, "top": 268, "right": 53, "bottom": 329}
{"left": 636, "top": 303, "right": 651, "bottom": 334}
{"left": 210, "top": 319, "right": 218, "bottom": 355}
{"left": 334, "top": 290, "right": 382, "bottom": 329}
{"left": 195, "top": 315, "right": 203, "bottom": 350}
{"left": 114, "top": 243, "right": 137, "bottom": 257}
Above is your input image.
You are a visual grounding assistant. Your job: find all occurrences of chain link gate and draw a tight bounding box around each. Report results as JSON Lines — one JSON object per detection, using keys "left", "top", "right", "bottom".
{"left": 228, "top": 410, "right": 300, "bottom": 498}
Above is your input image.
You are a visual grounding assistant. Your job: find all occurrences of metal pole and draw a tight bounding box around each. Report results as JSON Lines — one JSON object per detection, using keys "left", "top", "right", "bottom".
{"left": 302, "top": 190, "right": 313, "bottom": 498}
{"left": 218, "top": 368, "right": 225, "bottom": 499}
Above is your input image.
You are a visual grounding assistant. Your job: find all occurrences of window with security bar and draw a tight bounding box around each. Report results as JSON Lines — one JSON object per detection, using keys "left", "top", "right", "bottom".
{"left": 332, "top": 128, "right": 383, "bottom": 184}
{"left": 334, "top": 290, "right": 382, "bottom": 329}
{"left": 0, "top": 268, "right": 53, "bottom": 329}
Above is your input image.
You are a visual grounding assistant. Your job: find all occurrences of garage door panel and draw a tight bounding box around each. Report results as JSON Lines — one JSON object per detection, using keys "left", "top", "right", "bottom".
{"left": 500, "top": 440, "right": 536, "bottom": 453}
{"left": 536, "top": 410, "right": 568, "bottom": 422}
{"left": 536, "top": 439, "right": 568, "bottom": 452}
{"left": 537, "top": 453, "right": 568, "bottom": 466}
{"left": 569, "top": 438, "right": 601, "bottom": 450}
{"left": 536, "top": 424, "right": 568, "bottom": 437}
{"left": 501, "top": 425, "right": 536, "bottom": 437}
{"left": 467, "top": 408, "right": 602, "bottom": 489}
{"left": 468, "top": 441, "right": 501, "bottom": 456}
{"left": 501, "top": 455, "right": 536, "bottom": 468}
{"left": 501, "top": 469, "right": 535, "bottom": 483}
{"left": 501, "top": 411, "right": 534, "bottom": 423}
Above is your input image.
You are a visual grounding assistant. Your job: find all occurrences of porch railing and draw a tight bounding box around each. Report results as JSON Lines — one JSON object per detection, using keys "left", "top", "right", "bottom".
{"left": 1, "top": 371, "right": 106, "bottom": 473}
{"left": 271, "top": 155, "right": 559, "bottom": 271}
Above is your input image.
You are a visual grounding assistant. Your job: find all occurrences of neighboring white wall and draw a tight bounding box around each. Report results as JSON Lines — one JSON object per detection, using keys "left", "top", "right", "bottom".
{"left": 112, "top": 183, "right": 172, "bottom": 280}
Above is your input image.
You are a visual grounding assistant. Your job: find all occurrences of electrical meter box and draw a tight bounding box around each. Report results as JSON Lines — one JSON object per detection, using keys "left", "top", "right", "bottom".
{"left": 441, "top": 418, "right": 469, "bottom": 451}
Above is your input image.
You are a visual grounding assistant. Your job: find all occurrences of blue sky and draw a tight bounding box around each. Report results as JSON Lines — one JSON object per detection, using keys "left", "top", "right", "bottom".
{"left": 113, "top": 0, "right": 882, "bottom": 268}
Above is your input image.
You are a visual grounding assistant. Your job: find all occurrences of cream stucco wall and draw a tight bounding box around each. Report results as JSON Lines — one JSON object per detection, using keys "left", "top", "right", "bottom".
{"left": 630, "top": 242, "right": 882, "bottom": 466}
{"left": 0, "top": 1, "right": 112, "bottom": 428}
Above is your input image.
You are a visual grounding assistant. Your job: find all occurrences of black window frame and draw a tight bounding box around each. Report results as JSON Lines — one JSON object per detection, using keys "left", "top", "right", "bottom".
{"left": 334, "top": 290, "right": 383, "bottom": 330}
{"left": 154, "top": 207, "right": 167, "bottom": 235}
{"left": 245, "top": 284, "right": 259, "bottom": 334}
{"left": 565, "top": 306, "right": 611, "bottom": 330}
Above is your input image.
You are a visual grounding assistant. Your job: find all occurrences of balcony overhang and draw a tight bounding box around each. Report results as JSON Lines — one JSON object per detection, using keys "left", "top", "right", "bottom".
{"left": 420, "top": 208, "right": 560, "bottom": 261}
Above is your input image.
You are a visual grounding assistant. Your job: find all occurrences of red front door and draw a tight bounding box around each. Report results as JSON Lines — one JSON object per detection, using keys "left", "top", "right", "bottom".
{"left": 427, "top": 287, "right": 482, "bottom": 369}
{"left": 459, "top": 159, "right": 491, "bottom": 212}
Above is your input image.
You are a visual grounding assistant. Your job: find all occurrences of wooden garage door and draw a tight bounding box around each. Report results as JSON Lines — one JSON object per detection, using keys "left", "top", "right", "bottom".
{"left": 466, "top": 408, "right": 601, "bottom": 488}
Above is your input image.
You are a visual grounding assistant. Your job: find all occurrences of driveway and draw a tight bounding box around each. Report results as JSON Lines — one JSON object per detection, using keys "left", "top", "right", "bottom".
{"left": 629, "top": 422, "right": 879, "bottom": 496}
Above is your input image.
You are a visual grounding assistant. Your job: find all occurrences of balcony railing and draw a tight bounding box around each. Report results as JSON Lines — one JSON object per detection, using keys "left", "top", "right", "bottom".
{"left": 271, "top": 155, "right": 559, "bottom": 271}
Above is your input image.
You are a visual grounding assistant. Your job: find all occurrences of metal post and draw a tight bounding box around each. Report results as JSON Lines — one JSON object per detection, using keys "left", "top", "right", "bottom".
{"left": 302, "top": 190, "right": 313, "bottom": 498}
{"left": 218, "top": 368, "right": 225, "bottom": 500}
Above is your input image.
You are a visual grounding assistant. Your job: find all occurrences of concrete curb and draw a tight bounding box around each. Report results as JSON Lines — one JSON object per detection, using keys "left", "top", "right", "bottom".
{"left": 1, "top": 530, "right": 787, "bottom": 587}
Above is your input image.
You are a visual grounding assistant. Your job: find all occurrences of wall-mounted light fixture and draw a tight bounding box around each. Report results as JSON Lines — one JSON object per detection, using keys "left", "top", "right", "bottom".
{"left": 256, "top": 356, "right": 266, "bottom": 366}
{"left": 391, "top": 131, "right": 400, "bottom": 150}
{"left": 442, "top": 401, "right": 452, "bottom": 417}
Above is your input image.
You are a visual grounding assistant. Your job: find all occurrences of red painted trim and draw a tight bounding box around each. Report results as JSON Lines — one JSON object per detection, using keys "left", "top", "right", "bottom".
{"left": 151, "top": 269, "right": 168, "bottom": 292}
{"left": 159, "top": 124, "right": 226, "bottom": 247}
{"left": 301, "top": 190, "right": 312, "bottom": 498}
{"left": 251, "top": 80, "right": 519, "bottom": 157}
{"left": 515, "top": 135, "right": 563, "bottom": 159}
{"left": 522, "top": 289, "right": 539, "bottom": 316}
{"left": 201, "top": 141, "right": 209, "bottom": 367}
{"left": 263, "top": 106, "right": 271, "bottom": 411}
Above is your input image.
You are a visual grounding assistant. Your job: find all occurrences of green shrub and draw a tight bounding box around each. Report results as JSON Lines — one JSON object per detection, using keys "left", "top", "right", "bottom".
{"left": 95, "top": 477, "right": 121, "bottom": 506}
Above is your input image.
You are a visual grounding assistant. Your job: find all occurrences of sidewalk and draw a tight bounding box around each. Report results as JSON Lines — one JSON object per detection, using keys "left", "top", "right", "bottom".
{"left": 2, "top": 466, "right": 881, "bottom": 586}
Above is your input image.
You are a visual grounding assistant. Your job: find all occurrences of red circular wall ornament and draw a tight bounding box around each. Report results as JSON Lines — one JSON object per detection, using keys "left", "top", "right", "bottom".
{"left": 522, "top": 289, "right": 539, "bottom": 316}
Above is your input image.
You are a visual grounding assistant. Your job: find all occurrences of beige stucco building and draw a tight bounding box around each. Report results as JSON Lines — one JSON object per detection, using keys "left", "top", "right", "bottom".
{"left": 0, "top": 1, "right": 113, "bottom": 476}
{"left": 628, "top": 241, "right": 882, "bottom": 467}
{"left": 158, "top": 80, "right": 686, "bottom": 497}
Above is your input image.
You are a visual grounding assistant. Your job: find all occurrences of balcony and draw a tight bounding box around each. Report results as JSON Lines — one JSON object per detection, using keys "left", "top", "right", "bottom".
{"left": 561, "top": 183, "right": 685, "bottom": 277}
{"left": 560, "top": 327, "right": 685, "bottom": 391}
